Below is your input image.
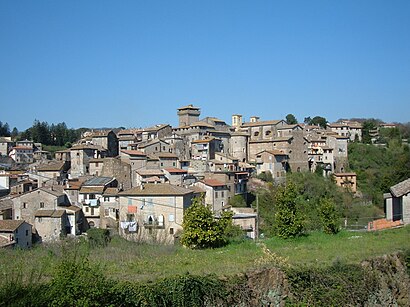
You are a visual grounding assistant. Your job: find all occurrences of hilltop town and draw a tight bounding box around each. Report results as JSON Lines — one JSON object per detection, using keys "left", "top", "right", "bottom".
{"left": 0, "top": 105, "right": 408, "bottom": 248}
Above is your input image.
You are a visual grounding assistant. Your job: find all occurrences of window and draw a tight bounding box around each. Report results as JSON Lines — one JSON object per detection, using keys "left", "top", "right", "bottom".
{"left": 26, "top": 230, "right": 29, "bottom": 236}
{"left": 85, "top": 207, "right": 89, "bottom": 213}
{"left": 265, "top": 131, "right": 271, "bottom": 136}
{"left": 169, "top": 228, "right": 174, "bottom": 235}
{"left": 173, "top": 162, "right": 176, "bottom": 166}
{"left": 23, "top": 203, "right": 27, "bottom": 209}
{"left": 104, "top": 197, "right": 109, "bottom": 202}
{"left": 169, "top": 214, "right": 175, "bottom": 222}
{"left": 163, "top": 146, "right": 165, "bottom": 151}
{"left": 160, "top": 162, "right": 164, "bottom": 167}
{"left": 91, "top": 207, "right": 95, "bottom": 215}
{"left": 38, "top": 217, "right": 42, "bottom": 223}
{"left": 40, "top": 202, "right": 44, "bottom": 208}
{"left": 95, "top": 162, "right": 99, "bottom": 167}
{"left": 221, "top": 191, "right": 224, "bottom": 198}
{"left": 215, "top": 192, "right": 218, "bottom": 198}
{"left": 254, "top": 131, "right": 259, "bottom": 137}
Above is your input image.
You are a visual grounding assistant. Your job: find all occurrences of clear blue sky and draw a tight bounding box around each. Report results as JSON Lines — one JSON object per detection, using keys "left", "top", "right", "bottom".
{"left": 1, "top": 0, "right": 409, "bottom": 131}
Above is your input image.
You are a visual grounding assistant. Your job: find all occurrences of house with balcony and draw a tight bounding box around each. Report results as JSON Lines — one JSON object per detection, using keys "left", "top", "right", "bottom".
{"left": 79, "top": 177, "right": 117, "bottom": 228}
{"left": 118, "top": 183, "right": 197, "bottom": 244}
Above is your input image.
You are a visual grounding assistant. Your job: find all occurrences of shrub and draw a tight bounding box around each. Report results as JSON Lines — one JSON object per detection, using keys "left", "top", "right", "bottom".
{"left": 87, "top": 228, "right": 110, "bottom": 248}
{"left": 319, "top": 197, "right": 340, "bottom": 234}
{"left": 181, "top": 197, "right": 234, "bottom": 249}
{"left": 273, "top": 182, "right": 305, "bottom": 238}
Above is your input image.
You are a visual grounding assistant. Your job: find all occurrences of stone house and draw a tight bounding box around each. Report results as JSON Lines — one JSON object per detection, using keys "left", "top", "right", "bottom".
{"left": 194, "top": 179, "right": 229, "bottom": 213}
{"left": 55, "top": 149, "right": 71, "bottom": 163}
{"left": 255, "top": 150, "right": 288, "bottom": 180}
{"left": 135, "top": 169, "right": 166, "bottom": 186}
{"left": 89, "top": 158, "right": 104, "bottom": 176}
{"left": 0, "top": 220, "right": 32, "bottom": 248}
{"left": 191, "top": 137, "right": 220, "bottom": 161}
{"left": 79, "top": 177, "right": 117, "bottom": 228}
{"left": 9, "top": 146, "right": 34, "bottom": 164}
{"left": 384, "top": 178, "right": 410, "bottom": 225}
{"left": 99, "top": 187, "right": 120, "bottom": 230}
{"left": 70, "top": 144, "right": 107, "bottom": 178}
{"left": 83, "top": 130, "right": 119, "bottom": 157}
{"left": 163, "top": 168, "right": 187, "bottom": 186}
{"left": 333, "top": 172, "right": 357, "bottom": 193}
{"left": 0, "top": 137, "right": 14, "bottom": 157}
{"left": 327, "top": 121, "right": 362, "bottom": 142}
{"left": 326, "top": 133, "right": 349, "bottom": 172}
{"left": 117, "top": 128, "right": 142, "bottom": 150}
{"left": 141, "top": 124, "right": 172, "bottom": 142}
{"left": 35, "top": 161, "right": 70, "bottom": 184}
{"left": 137, "top": 139, "right": 172, "bottom": 156}
{"left": 209, "top": 152, "right": 239, "bottom": 173}
{"left": 118, "top": 183, "right": 196, "bottom": 244}
{"left": 34, "top": 209, "right": 69, "bottom": 242}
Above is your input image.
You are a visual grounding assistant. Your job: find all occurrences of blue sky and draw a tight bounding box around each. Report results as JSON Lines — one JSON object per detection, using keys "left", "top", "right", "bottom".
{"left": 1, "top": 1, "right": 409, "bottom": 130}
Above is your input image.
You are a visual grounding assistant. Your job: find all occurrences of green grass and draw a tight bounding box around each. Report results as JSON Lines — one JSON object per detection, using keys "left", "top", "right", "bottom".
{"left": 1, "top": 226, "right": 409, "bottom": 284}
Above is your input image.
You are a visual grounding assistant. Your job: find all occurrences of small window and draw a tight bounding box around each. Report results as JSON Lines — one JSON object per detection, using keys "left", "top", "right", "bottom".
{"left": 221, "top": 191, "right": 224, "bottom": 198}
{"left": 23, "top": 203, "right": 27, "bottom": 209}
{"left": 85, "top": 207, "right": 89, "bottom": 213}
{"left": 26, "top": 230, "right": 29, "bottom": 236}
{"left": 254, "top": 131, "right": 259, "bottom": 137}
{"left": 215, "top": 192, "right": 218, "bottom": 198}
{"left": 40, "top": 202, "right": 44, "bottom": 208}
{"left": 169, "top": 228, "right": 174, "bottom": 235}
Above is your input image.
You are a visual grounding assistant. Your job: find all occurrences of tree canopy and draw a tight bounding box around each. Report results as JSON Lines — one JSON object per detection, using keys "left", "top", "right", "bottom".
{"left": 181, "top": 197, "right": 234, "bottom": 249}
{"left": 285, "top": 114, "right": 298, "bottom": 125}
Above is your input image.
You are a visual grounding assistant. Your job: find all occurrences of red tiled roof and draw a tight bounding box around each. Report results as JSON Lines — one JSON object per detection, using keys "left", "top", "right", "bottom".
{"left": 164, "top": 168, "right": 187, "bottom": 174}
{"left": 201, "top": 179, "right": 226, "bottom": 187}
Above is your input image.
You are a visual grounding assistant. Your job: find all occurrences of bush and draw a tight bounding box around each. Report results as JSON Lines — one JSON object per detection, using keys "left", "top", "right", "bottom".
{"left": 319, "top": 197, "right": 340, "bottom": 234}
{"left": 87, "top": 228, "right": 111, "bottom": 248}
{"left": 181, "top": 198, "right": 234, "bottom": 249}
{"left": 273, "top": 182, "right": 305, "bottom": 238}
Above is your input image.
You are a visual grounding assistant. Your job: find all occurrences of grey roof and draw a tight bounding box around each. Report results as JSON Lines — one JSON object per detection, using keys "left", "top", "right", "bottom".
{"left": 390, "top": 178, "right": 410, "bottom": 197}
{"left": 119, "top": 183, "right": 193, "bottom": 196}
{"left": 83, "top": 177, "right": 115, "bottom": 187}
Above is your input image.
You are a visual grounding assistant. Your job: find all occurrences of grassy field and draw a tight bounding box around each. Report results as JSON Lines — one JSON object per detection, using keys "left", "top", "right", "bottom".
{"left": 1, "top": 226, "right": 409, "bottom": 284}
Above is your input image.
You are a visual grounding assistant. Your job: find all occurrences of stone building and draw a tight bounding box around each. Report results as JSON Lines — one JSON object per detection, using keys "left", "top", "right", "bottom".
{"left": 118, "top": 183, "right": 196, "bottom": 244}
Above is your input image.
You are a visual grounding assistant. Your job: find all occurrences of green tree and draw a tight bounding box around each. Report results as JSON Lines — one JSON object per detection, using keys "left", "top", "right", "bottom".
{"left": 181, "top": 197, "right": 233, "bottom": 249}
{"left": 309, "top": 116, "right": 328, "bottom": 129}
{"left": 319, "top": 197, "right": 340, "bottom": 234}
{"left": 285, "top": 114, "right": 298, "bottom": 125}
{"left": 273, "top": 181, "right": 304, "bottom": 238}
{"left": 0, "top": 121, "right": 10, "bottom": 137}
{"left": 11, "top": 127, "right": 19, "bottom": 140}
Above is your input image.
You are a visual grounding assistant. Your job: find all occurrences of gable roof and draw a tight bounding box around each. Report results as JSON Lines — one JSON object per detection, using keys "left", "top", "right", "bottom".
{"left": 0, "top": 220, "right": 26, "bottom": 232}
{"left": 200, "top": 179, "right": 226, "bottom": 187}
{"left": 121, "top": 150, "right": 146, "bottom": 157}
{"left": 164, "top": 168, "right": 188, "bottom": 174}
{"left": 36, "top": 161, "right": 66, "bottom": 172}
{"left": 35, "top": 209, "right": 66, "bottom": 218}
{"left": 241, "top": 120, "right": 283, "bottom": 127}
{"left": 390, "top": 178, "right": 410, "bottom": 198}
{"left": 119, "top": 183, "right": 193, "bottom": 196}
{"left": 83, "top": 177, "right": 115, "bottom": 187}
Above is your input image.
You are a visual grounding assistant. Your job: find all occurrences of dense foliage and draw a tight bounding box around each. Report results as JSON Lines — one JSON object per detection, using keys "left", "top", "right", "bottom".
{"left": 181, "top": 197, "right": 235, "bottom": 249}
{"left": 285, "top": 113, "right": 297, "bottom": 124}
{"left": 273, "top": 182, "right": 305, "bottom": 238}
{"left": 20, "top": 120, "right": 85, "bottom": 147}
{"left": 348, "top": 142, "right": 410, "bottom": 207}
{"left": 257, "top": 173, "right": 347, "bottom": 236}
